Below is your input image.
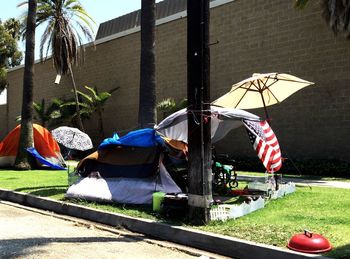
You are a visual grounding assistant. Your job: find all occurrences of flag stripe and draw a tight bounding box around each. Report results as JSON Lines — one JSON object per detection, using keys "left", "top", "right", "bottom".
{"left": 243, "top": 120, "right": 282, "bottom": 173}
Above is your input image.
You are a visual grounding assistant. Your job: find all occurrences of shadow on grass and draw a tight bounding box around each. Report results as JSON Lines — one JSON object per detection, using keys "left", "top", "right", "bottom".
{"left": 14, "top": 185, "right": 68, "bottom": 197}
{"left": 15, "top": 185, "right": 67, "bottom": 192}
{"left": 28, "top": 188, "right": 67, "bottom": 197}
{"left": 326, "top": 243, "right": 350, "bottom": 259}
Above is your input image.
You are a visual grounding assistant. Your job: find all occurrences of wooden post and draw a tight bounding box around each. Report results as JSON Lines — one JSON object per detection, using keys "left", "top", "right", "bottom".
{"left": 187, "top": 0, "right": 212, "bottom": 225}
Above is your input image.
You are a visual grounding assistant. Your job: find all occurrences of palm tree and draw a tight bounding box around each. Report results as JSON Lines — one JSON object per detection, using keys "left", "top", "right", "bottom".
{"left": 295, "top": 0, "right": 350, "bottom": 37}
{"left": 16, "top": 97, "right": 75, "bottom": 129}
{"left": 156, "top": 97, "right": 188, "bottom": 120}
{"left": 19, "top": 0, "right": 95, "bottom": 132}
{"left": 3, "top": 18, "right": 21, "bottom": 40}
{"left": 32, "top": 98, "right": 63, "bottom": 129}
{"left": 14, "top": 0, "right": 37, "bottom": 170}
{"left": 138, "top": 0, "right": 156, "bottom": 128}
{"left": 63, "top": 85, "right": 119, "bottom": 140}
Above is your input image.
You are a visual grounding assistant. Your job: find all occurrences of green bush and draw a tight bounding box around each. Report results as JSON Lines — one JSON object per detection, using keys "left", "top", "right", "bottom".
{"left": 234, "top": 157, "right": 350, "bottom": 177}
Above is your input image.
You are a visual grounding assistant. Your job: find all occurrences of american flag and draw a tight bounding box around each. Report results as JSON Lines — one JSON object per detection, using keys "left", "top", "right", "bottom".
{"left": 243, "top": 120, "right": 282, "bottom": 173}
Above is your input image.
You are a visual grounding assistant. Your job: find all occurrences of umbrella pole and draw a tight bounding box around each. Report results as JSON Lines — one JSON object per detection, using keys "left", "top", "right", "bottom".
{"left": 260, "top": 93, "right": 270, "bottom": 121}
{"left": 260, "top": 92, "right": 280, "bottom": 189}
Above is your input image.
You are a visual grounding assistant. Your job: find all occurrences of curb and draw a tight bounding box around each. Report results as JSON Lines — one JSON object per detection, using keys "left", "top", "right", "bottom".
{"left": 0, "top": 188, "right": 329, "bottom": 259}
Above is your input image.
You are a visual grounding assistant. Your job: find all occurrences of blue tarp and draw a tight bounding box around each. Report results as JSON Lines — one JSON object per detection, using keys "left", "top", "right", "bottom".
{"left": 98, "top": 128, "right": 164, "bottom": 149}
{"left": 27, "top": 147, "right": 66, "bottom": 170}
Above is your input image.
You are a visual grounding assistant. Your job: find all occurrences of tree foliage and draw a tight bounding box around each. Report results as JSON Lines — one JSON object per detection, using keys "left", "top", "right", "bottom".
{"left": 156, "top": 97, "right": 188, "bottom": 120}
{"left": 0, "top": 18, "right": 22, "bottom": 92}
{"left": 19, "top": 0, "right": 95, "bottom": 72}
{"left": 296, "top": 0, "right": 350, "bottom": 38}
{"left": 63, "top": 85, "right": 119, "bottom": 140}
{"left": 33, "top": 98, "right": 74, "bottom": 129}
{"left": 19, "top": 0, "right": 95, "bottom": 132}
{"left": 16, "top": 97, "right": 76, "bottom": 129}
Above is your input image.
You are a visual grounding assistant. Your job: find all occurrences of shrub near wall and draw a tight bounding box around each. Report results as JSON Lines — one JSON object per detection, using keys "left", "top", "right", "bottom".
{"left": 235, "top": 157, "right": 350, "bottom": 177}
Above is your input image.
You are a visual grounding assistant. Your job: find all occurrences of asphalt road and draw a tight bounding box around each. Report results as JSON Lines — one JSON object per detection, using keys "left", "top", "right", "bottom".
{"left": 0, "top": 201, "right": 225, "bottom": 259}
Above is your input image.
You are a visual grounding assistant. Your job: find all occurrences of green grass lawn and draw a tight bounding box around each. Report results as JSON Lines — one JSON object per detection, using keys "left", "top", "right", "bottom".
{"left": 0, "top": 169, "right": 349, "bottom": 258}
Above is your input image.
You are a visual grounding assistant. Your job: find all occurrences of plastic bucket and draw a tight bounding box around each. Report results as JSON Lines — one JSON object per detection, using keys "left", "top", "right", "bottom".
{"left": 152, "top": 192, "right": 166, "bottom": 211}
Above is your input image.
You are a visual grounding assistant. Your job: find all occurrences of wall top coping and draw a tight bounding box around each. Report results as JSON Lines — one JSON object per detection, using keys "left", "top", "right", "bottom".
{"left": 8, "top": 0, "right": 234, "bottom": 73}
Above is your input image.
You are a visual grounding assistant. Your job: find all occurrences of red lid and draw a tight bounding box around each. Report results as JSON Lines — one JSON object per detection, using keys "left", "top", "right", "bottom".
{"left": 287, "top": 230, "right": 332, "bottom": 254}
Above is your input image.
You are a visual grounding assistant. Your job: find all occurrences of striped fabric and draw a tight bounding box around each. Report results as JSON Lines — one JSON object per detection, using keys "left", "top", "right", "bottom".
{"left": 243, "top": 120, "right": 282, "bottom": 173}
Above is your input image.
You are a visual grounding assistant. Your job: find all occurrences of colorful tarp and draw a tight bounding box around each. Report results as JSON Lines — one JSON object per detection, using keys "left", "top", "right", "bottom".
{"left": 67, "top": 128, "right": 181, "bottom": 204}
{"left": 99, "top": 128, "right": 164, "bottom": 149}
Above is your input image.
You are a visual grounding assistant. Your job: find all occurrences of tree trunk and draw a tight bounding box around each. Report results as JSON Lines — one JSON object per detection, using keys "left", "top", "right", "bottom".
{"left": 138, "top": 0, "right": 156, "bottom": 128}
{"left": 97, "top": 108, "right": 105, "bottom": 141}
{"left": 187, "top": 0, "right": 212, "bottom": 225}
{"left": 69, "top": 65, "right": 85, "bottom": 132}
{"left": 14, "top": 0, "right": 37, "bottom": 170}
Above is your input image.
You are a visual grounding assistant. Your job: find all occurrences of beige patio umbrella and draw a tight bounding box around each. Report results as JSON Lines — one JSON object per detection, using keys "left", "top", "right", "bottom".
{"left": 212, "top": 73, "right": 314, "bottom": 119}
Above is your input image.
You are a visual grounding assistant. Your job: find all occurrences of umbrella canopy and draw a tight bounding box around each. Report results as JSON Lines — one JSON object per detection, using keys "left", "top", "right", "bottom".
{"left": 51, "top": 126, "right": 93, "bottom": 151}
{"left": 155, "top": 106, "right": 261, "bottom": 143}
{"left": 212, "top": 72, "right": 314, "bottom": 118}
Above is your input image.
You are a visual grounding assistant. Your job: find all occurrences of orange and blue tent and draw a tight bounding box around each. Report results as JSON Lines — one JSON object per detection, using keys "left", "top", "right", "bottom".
{"left": 0, "top": 124, "right": 66, "bottom": 169}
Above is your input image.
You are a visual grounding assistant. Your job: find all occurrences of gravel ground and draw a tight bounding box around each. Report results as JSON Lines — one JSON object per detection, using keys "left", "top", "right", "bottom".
{"left": 0, "top": 201, "right": 223, "bottom": 259}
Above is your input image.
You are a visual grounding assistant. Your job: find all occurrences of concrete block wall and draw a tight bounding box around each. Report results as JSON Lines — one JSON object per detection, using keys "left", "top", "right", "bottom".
{"left": 3, "top": 0, "right": 350, "bottom": 163}
{"left": 210, "top": 0, "right": 350, "bottom": 162}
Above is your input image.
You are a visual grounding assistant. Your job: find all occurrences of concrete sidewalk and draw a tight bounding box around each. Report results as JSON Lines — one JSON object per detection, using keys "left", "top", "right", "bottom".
{"left": 0, "top": 201, "right": 209, "bottom": 259}
{"left": 0, "top": 188, "right": 329, "bottom": 259}
{"left": 237, "top": 175, "right": 350, "bottom": 189}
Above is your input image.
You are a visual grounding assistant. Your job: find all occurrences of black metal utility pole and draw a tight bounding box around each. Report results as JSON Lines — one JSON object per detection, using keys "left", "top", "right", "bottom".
{"left": 187, "top": 0, "right": 212, "bottom": 225}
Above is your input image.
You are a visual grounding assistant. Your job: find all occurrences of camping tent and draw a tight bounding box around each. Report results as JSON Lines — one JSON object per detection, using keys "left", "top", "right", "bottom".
{"left": 156, "top": 106, "right": 282, "bottom": 174}
{"left": 66, "top": 108, "right": 266, "bottom": 205}
{"left": 155, "top": 106, "right": 261, "bottom": 143}
{"left": 0, "top": 124, "right": 66, "bottom": 169}
{"left": 65, "top": 128, "right": 182, "bottom": 204}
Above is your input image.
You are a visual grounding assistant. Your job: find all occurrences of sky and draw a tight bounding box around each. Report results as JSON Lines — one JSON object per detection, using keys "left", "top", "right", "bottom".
{"left": 0, "top": 0, "right": 161, "bottom": 104}
{"left": 0, "top": 0, "right": 147, "bottom": 29}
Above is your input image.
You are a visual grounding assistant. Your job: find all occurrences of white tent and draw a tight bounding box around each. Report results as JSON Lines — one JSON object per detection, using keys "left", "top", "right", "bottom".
{"left": 66, "top": 162, "right": 181, "bottom": 204}
{"left": 155, "top": 106, "right": 261, "bottom": 143}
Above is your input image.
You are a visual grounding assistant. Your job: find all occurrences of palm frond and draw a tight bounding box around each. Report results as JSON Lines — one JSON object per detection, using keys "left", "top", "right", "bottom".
{"left": 73, "top": 12, "right": 96, "bottom": 33}
{"left": 83, "top": 85, "right": 98, "bottom": 100}
{"left": 60, "top": 101, "right": 77, "bottom": 107}
{"left": 76, "top": 102, "right": 90, "bottom": 109}
{"left": 295, "top": 0, "right": 309, "bottom": 9}
{"left": 97, "top": 92, "right": 112, "bottom": 104}
{"left": 77, "top": 89, "right": 94, "bottom": 103}
{"left": 39, "top": 21, "right": 54, "bottom": 60}
{"left": 108, "top": 86, "right": 120, "bottom": 95}
{"left": 49, "top": 110, "right": 62, "bottom": 119}
{"left": 157, "top": 98, "right": 176, "bottom": 110}
{"left": 321, "top": 0, "right": 350, "bottom": 36}
{"left": 22, "top": 0, "right": 95, "bottom": 74}
{"left": 75, "top": 22, "right": 94, "bottom": 42}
